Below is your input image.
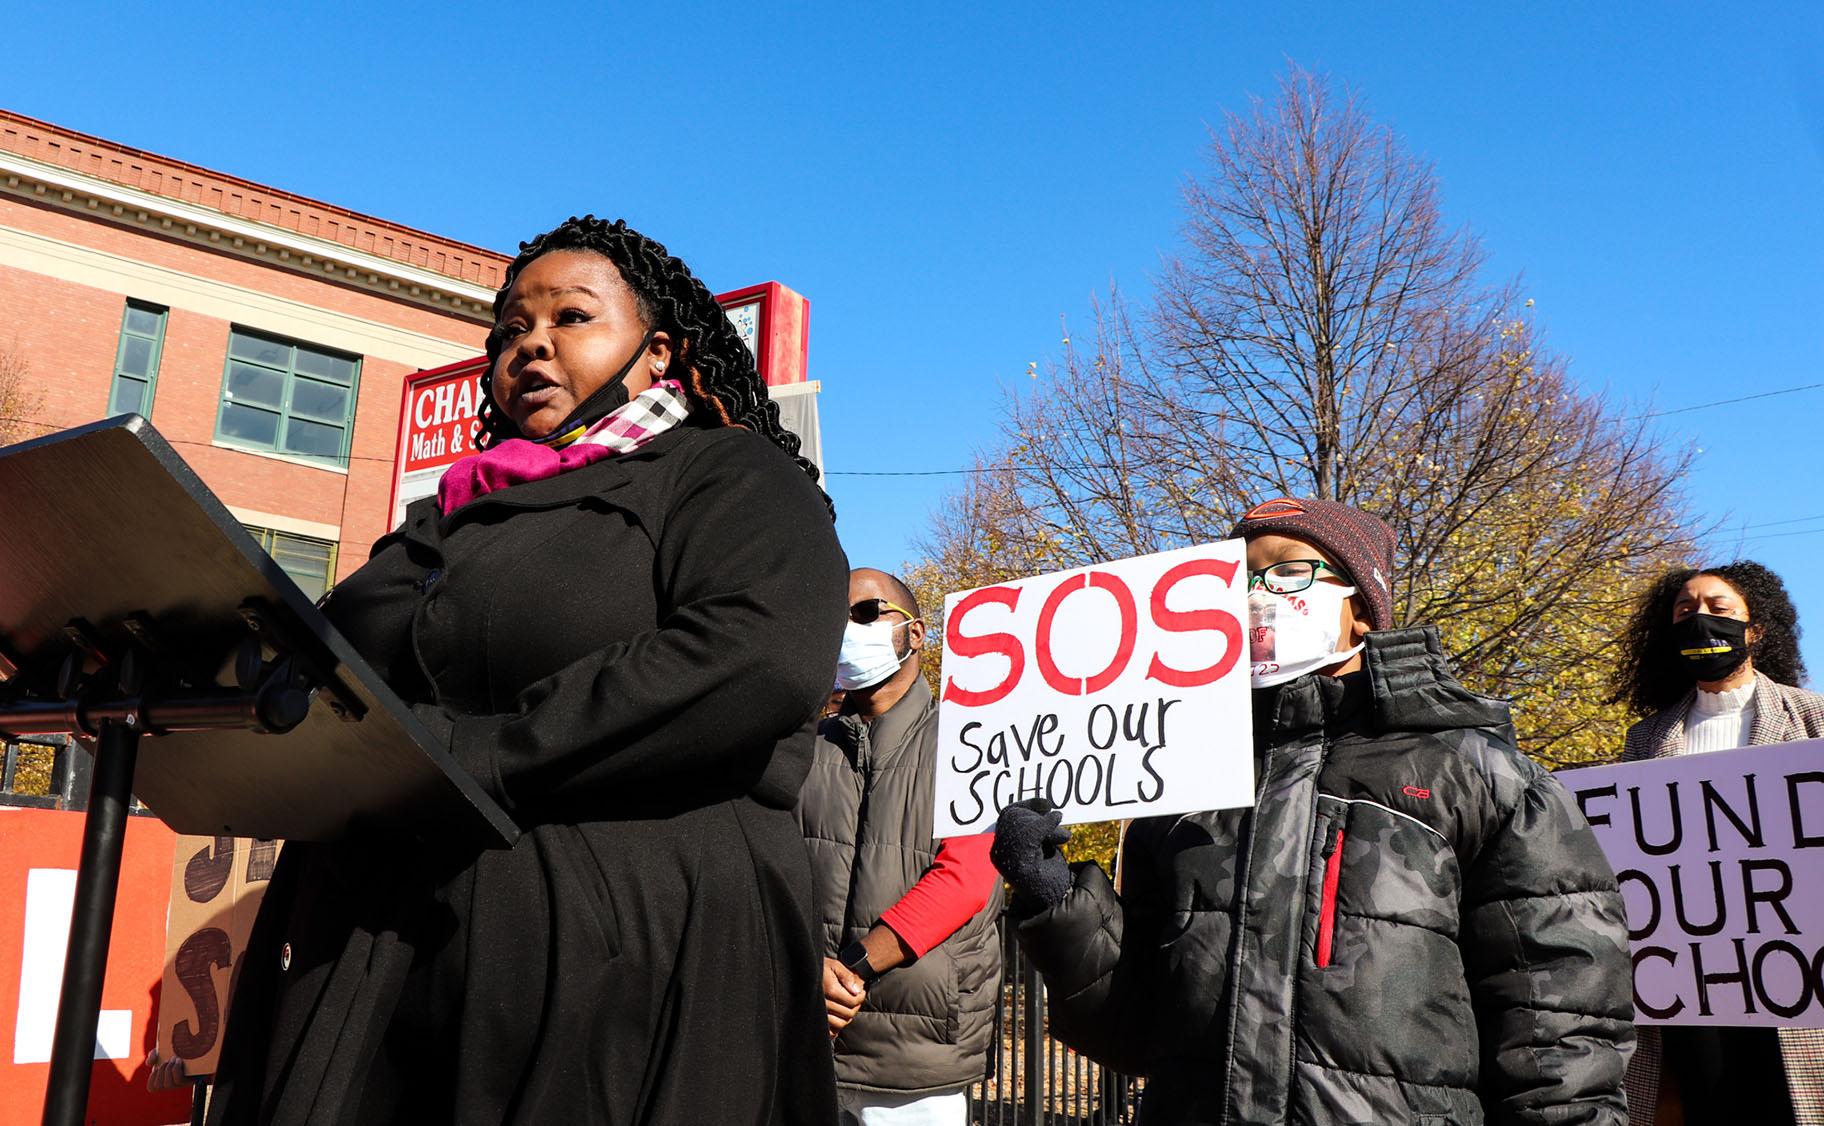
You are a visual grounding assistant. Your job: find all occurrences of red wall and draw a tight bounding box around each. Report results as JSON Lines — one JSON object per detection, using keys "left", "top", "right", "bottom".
{"left": 0, "top": 808, "right": 190, "bottom": 1125}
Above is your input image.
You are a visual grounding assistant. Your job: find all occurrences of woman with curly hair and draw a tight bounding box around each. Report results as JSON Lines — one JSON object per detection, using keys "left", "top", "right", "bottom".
{"left": 209, "top": 217, "right": 848, "bottom": 1125}
{"left": 1610, "top": 560, "right": 1824, "bottom": 1126}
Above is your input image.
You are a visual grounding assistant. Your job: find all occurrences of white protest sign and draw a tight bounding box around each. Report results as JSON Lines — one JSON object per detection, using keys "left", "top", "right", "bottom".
{"left": 933, "top": 540, "right": 1254, "bottom": 838}
{"left": 1559, "top": 739, "right": 1824, "bottom": 1029}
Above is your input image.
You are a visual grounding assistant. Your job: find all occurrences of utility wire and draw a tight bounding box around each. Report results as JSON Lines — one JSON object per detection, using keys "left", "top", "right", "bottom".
{"left": 0, "top": 416, "right": 402, "bottom": 464}
{"left": 1740, "top": 526, "right": 1824, "bottom": 543}
{"left": 11, "top": 371, "right": 1823, "bottom": 481}
{"left": 829, "top": 466, "right": 1015, "bottom": 477}
{"left": 1738, "top": 512, "right": 1824, "bottom": 530}
{"left": 1634, "top": 381, "right": 1824, "bottom": 419}
{"left": 824, "top": 379, "right": 1824, "bottom": 477}
{"left": 1702, "top": 513, "right": 1824, "bottom": 546}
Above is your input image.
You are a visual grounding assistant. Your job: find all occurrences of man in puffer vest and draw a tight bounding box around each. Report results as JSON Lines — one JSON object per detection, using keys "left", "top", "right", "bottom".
{"left": 797, "top": 567, "right": 1004, "bottom": 1125}
{"left": 991, "top": 498, "right": 1636, "bottom": 1125}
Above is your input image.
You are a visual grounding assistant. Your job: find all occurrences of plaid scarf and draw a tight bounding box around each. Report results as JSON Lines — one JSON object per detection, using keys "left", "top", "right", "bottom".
{"left": 437, "top": 380, "right": 690, "bottom": 515}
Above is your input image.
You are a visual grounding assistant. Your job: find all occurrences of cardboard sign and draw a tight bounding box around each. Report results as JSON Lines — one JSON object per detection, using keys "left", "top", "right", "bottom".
{"left": 934, "top": 541, "right": 1254, "bottom": 837}
{"left": 154, "top": 835, "right": 281, "bottom": 1077}
{"left": 0, "top": 807, "right": 190, "bottom": 1124}
{"left": 1560, "top": 740, "right": 1824, "bottom": 1029}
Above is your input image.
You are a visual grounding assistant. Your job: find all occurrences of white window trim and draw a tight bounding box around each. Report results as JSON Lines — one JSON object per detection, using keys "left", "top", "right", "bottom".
{"left": 0, "top": 149, "right": 496, "bottom": 308}
{"left": 0, "top": 223, "right": 484, "bottom": 369}
{"left": 766, "top": 379, "right": 821, "bottom": 400}
{"left": 227, "top": 507, "right": 340, "bottom": 542}
{"left": 211, "top": 439, "right": 351, "bottom": 476}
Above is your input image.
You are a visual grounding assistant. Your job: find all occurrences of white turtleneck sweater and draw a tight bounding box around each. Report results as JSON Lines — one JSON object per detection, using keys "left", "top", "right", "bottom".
{"left": 1680, "top": 679, "right": 1757, "bottom": 755}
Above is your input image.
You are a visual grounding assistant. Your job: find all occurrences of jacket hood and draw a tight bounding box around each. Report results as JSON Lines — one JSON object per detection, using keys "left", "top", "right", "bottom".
{"left": 1256, "top": 625, "right": 1513, "bottom": 743}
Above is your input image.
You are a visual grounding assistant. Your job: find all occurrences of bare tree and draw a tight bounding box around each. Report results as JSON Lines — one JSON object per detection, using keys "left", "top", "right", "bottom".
{"left": 920, "top": 67, "right": 1700, "bottom": 765}
{"left": 0, "top": 337, "right": 46, "bottom": 446}
{"left": 0, "top": 338, "right": 53, "bottom": 794}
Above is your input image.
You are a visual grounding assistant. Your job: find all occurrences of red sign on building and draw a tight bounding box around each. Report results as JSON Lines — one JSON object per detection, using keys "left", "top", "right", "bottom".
{"left": 387, "top": 356, "right": 488, "bottom": 526}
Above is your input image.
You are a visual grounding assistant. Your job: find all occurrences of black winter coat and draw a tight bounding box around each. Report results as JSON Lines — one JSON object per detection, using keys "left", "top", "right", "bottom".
{"left": 207, "top": 426, "right": 849, "bottom": 1126}
{"left": 1014, "top": 627, "right": 1635, "bottom": 1126}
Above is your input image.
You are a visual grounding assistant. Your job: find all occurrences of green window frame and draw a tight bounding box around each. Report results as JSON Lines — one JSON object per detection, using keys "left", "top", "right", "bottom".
{"left": 215, "top": 328, "right": 362, "bottom": 467}
{"left": 108, "top": 300, "right": 167, "bottom": 417}
{"left": 241, "top": 524, "right": 338, "bottom": 602}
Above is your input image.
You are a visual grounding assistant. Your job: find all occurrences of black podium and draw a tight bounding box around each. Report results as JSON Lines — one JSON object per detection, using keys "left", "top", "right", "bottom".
{"left": 0, "top": 416, "right": 518, "bottom": 1126}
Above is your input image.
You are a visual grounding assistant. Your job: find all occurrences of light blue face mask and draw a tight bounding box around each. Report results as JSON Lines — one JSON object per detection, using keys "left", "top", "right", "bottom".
{"left": 834, "top": 619, "right": 911, "bottom": 690}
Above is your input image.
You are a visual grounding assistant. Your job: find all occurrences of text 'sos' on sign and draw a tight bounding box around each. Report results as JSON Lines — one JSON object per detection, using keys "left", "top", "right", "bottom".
{"left": 1559, "top": 740, "right": 1824, "bottom": 1029}
{"left": 933, "top": 540, "right": 1254, "bottom": 838}
{"left": 155, "top": 835, "right": 283, "bottom": 1077}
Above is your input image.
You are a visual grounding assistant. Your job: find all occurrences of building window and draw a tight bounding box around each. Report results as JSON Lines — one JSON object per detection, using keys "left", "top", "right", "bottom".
{"left": 108, "top": 300, "right": 167, "bottom": 417}
{"left": 215, "top": 329, "right": 361, "bottom": 466}
{"left": 242, "top": 524, "right": 338, "bottom": 602}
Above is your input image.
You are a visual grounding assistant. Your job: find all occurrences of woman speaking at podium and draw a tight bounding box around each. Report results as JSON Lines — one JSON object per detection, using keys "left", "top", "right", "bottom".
{"left": 208, "top": 217, "right": 849, "bottom": 1125}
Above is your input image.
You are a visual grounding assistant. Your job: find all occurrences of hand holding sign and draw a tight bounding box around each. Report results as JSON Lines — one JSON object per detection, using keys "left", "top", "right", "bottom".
{"left": 934, "top": 541, "right": 1255, "bottom": 837}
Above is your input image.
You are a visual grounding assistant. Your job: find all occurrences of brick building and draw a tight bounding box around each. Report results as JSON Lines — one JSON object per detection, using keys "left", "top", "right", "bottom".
{"left": 0, "top": 109, "right": 510, "bottom": 599}
{"left": 0, "top": 111, "right": 821, "bottom": 601}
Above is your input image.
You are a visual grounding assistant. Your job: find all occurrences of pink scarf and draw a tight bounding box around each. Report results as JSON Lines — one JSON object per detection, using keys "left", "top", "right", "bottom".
{"left": 437, "top": 380, "right": 690, "bottom": 515}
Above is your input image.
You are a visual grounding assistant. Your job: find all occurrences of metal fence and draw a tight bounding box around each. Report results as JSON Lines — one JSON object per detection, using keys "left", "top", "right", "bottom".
{"left": 0, "top": 734, "right": 90, "bottom": 810}
{"left": 2, "top": 733, "right": 158, "bottom": 814}
{"left": 969, "top": 910, "right": 1142, "bottom": 1125}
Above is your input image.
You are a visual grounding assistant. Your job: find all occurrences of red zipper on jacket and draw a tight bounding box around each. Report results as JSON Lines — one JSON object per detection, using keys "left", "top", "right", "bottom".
{"left": 1315, "top": 827, "right": 1344, "bottom": 968}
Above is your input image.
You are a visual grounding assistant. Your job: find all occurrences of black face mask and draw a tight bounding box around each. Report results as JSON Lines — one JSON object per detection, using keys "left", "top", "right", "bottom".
{"left": 530, "top": 328, "right": 657, "bottom": 447}
{"left": 1668, "top": 613, "right": 1752, "bottom": 682}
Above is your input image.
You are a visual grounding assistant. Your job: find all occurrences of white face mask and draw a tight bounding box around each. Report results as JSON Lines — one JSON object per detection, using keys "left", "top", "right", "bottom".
{"left": 1247, "top": 582, "right": 1364, "bottom": 688}
{"left": 834, "top": 619, "right": 912, "bottom": 691}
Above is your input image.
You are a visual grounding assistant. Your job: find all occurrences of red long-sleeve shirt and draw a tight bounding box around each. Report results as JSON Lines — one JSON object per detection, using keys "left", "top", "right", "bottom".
{"left": 877, "top": 830, "right": 999, "bottom": 958}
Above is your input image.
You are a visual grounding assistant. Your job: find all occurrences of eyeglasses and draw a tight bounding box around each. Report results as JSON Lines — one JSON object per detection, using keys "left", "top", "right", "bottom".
{"left": 1247, "top": 559, "right": 1347, "bottom": 595}
{"left": 850, "top": 598, "right": 917, "bottom": 625}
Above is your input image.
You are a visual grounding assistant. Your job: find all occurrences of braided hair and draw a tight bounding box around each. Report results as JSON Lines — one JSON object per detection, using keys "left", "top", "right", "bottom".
{"left": 1609, "top": 560, "right": 1808, "bottom": 716}
{"left": 479, "top": 215, "right": 830, "bottom": 515}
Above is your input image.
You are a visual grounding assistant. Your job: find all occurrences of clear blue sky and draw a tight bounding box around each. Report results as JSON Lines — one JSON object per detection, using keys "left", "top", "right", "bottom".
{"left": 6, "top": 3, "right": 1823, "bottom": 680}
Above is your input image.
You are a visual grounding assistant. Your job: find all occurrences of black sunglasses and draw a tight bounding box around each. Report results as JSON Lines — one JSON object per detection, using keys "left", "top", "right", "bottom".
{"left": 850, "top": 598, "right": 916, "bottom": 625}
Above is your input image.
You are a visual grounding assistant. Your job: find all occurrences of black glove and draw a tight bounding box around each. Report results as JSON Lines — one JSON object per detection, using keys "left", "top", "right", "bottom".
{"left": 991, "top": 798, "right": 1073, "bottom": 909}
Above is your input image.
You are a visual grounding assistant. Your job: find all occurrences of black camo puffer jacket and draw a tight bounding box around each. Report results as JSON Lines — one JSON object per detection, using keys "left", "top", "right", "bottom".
{"left": 1014, "top": 627, "right": 1635, "bottom": 1126}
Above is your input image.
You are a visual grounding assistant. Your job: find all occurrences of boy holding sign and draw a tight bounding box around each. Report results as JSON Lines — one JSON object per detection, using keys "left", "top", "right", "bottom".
{"left": 989, "top": 498, "right": 1637, "bottom": 1125}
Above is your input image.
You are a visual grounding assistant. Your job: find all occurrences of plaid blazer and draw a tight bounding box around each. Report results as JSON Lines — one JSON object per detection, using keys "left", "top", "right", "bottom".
{"left": 1618, "top": 674, "right": 1824, "bottom": 1125}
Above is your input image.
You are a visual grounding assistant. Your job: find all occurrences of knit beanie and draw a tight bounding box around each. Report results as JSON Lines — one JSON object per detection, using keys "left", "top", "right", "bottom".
{"left": 1229, "top": 497, "right": 1397, "bottom": 631}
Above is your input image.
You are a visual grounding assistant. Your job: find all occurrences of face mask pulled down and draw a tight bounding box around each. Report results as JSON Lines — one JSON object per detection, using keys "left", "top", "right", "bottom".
{"left": 835, "top": 620, "right": 910, "bottom": 691}
{"left": 1247, "top": 582, "right": 1363, "bottom": 688}
{"left": 530, "top": 329, "right": 657, "bottom": 447}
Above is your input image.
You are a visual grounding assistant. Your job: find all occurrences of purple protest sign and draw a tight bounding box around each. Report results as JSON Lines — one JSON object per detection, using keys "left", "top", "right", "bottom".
{"left": 1558, "top": 739, "right": 1824, "bottom": 1029}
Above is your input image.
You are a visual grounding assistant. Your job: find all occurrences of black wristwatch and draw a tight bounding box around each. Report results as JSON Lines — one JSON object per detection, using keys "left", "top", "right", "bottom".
{"left": 837, "top": 939, "right": 884, "bottom": 986}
